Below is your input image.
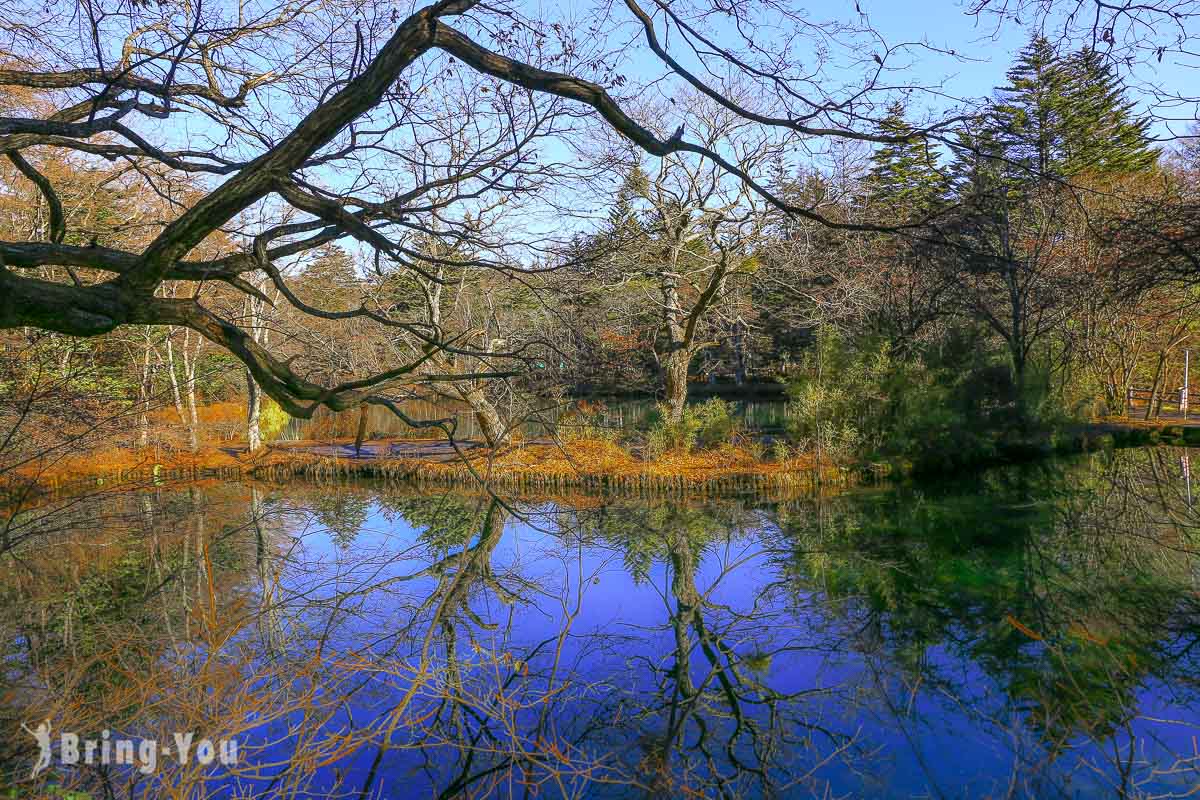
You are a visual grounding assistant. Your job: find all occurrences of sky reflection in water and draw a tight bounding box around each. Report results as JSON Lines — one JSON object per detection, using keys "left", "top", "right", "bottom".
{"left": 3, "top": 447, "right": 1199, "bottom": 798}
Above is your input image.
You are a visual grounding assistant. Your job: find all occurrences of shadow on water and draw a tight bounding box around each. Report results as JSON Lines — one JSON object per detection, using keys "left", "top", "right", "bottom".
{"left": 1, "top": 446, "right": 1199, "bottom": 797}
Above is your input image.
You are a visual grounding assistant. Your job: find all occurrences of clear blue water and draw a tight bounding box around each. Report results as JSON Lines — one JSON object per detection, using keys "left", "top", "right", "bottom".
{"left": 4, "top": 447, "right": 1200, "bottom": 798}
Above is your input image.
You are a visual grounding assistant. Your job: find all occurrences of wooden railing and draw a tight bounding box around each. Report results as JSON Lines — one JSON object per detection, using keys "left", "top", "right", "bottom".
{"left": 1124, "top": 385, "right": 1200, "bottom": 418}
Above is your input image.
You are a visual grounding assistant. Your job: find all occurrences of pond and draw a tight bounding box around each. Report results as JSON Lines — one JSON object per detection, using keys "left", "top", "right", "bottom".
{"left": 281, "top": 395, "right": 792, "bottom": 441}
{"left": 2, "top": 446, "right": 1199, "bottom": 798}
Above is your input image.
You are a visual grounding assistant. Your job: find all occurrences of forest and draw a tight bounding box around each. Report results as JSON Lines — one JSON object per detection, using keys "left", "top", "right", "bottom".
{"left": 4, "top": 1, "right": 1200, "bottom": 798}
{"left": 4, "top": 8, "right": 1200, "bottom": 485}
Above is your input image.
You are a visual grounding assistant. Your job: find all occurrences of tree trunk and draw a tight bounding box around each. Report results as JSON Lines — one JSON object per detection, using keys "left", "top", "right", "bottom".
{"left": 1011, "top": 345, "right": 1028, "bottom": 429}
{"left": 138, "top": 333, "right": 153, "bottom": 448}
{"left": 251, "top": 486, "right": 282, "bottom": 654}
{"left": 732, "top": 319, "right": 747, "bottom": 386}
{"left": 1145, "top": 352, "right": 1167, "bottom": 422}
{"left": 353, "top": 402, "right": 369, "bottom": 455}
{"left": 246, "top": 369, "right": 263, "bottom": 452}
{"left": 244, "top": 285, "right": 272, "bottom": 453}
{"left": 458, "top": 386, "right": 508, "bottom": 448}
{"left": 1005, "top": 259, "right": 1029, "bottom": 430}
{"left": 667, "top": 528, "right": 699, "bottom": 699}
{"left": 164, "top": 336, "right": 188, "bottom": 436}
{"left": 659, "top": 268, "right": 692, "bottom": 424}
{"left": 663, "top": 348, "right": 690, "bottom": 424}
{"left": 182, "top": 335, "right": 200, "bottom": 451}
{"left": 423, "top": 346, "right": 511, "bottom": 448}
{"left": 185, "top": 388, "right": 199, "bottom": 451}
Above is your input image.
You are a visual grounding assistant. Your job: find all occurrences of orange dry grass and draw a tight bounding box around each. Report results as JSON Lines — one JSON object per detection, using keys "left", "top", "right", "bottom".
{"left": 149, "top": 400, "right": 248, "bottom": 426}
{"left": 197, "top": 400, "right": 250, "bottom": 424}
{"left": 11, "top": 443, "right": 245, "bottom": 490}
{"left": 7, "top": 437, "right": 834, "bottom": 498}
{"left": 1095, "top": 415, "right": 1185, "bottom": 429}
{"left": 420, "top": 438, "right": 823, "bottom": 482}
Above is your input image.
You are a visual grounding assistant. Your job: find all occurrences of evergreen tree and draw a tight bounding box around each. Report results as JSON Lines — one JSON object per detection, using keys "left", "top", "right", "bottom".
{"left": 303, "top": 243, "right": 358, "bottom": 286}
{"left": 987, "top": 35, "right": 1157, "bottom": 184}
{"left": 937, "top": 37, "right": 1159, "bottom": 428}
{"left": 991, "top": 36, "right": 1072, "bottom": 181}
{"left": 1062, "top": 48, "right": 1157, "bottom": 174}
{"left": 298, "top": 243, "right": 360, "bottom": 310}
{"left": 949, "top": 125, "right": 1009, "bottom": 212}
{"left": 608, "top": 164, "right": 647, "bottom": 231}
{"left": 864, "top": 102, "right": 948, "bottom": 217}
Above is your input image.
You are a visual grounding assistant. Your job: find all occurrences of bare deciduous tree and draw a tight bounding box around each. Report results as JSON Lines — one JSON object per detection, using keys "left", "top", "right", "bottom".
{"left": 0, "top": 0, "right": 961, "bottom": 435}
{"left": 596, "top": 96, "right": 774, "bottom": 420}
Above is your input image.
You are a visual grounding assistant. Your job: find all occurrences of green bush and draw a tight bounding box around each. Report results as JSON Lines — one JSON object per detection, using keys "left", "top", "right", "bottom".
{"left": 645, "top": 405, "right": 701, "bottom": 459}
{"left": 643, "top": 399, "right": 741, "bottom": 459}
{"left": 783, "top": 327, "right": 1038, "bottom": 472}
{"left": 260, "top": 397, "right": 292, "bottom": 442}
{"left": 692, "top": 398, "right": 741, "bottom": 449}
{"left": 785, "top": 330, "right": 895, "bottom": 457}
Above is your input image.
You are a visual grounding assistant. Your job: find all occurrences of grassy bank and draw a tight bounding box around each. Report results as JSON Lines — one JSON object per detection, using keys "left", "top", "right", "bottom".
{"left": 6, "top": 437, "right": 854, "bottom": 502}
{"left": 11, "top": 416, "right": 1188, "bottom": 507}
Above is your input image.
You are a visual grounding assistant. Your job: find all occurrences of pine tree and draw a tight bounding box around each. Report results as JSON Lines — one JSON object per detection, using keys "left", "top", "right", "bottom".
{"left": 299, "top": 243, "right": 360, "bottom": 310}
{"left": 987, "top": 35, "right": 1157, "bottom": 184}
{"left": 1062, "top": 48, "right": 1157, "bottom": 175}
{"left": 863, "top": 102, "right": 948, "bottom": 217}
{"left": 990, "top": 35, "right": 1073, "bottom": 181}
{"left": 940, "top": 37, "right": 1159, "bottom": 427}
{"left": 605, "top": 163, "right": 649, "bottom": 244}
{"left": 949, "top": 125, "right": 1008, "bottom": 212}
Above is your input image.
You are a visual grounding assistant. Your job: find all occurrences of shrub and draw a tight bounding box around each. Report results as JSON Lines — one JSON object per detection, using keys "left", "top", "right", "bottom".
{"left": 783, "top": 327, "right": 1042, "bottom": 471}
{"left": 644, "top": 404, "right": 701, "bottom": 459}
{"left": 791, "top": 420, "right": 863, "bottom": 463}
{"left": 260, "top": 398, "right": 292, "bottom": 442}
{"left": 785, "top": 330, "right": 894, "bottom": 458}
{"left": 642, "top": 399, "right": 743, "bottom": 459}
{"left": 692, "top": 398, "right": 741, "bottom": 449}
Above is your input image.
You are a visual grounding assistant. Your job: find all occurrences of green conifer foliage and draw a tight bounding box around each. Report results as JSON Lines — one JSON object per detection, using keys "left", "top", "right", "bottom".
{"left": 987, "top": 35, "right": 1157, "bottom": 184}
{"left": 864, "top": 102, "right": 948, "bottom": 218}
{"left": 1062, "top": 48, "right": 1157, "bottom": 175}
{"left": 991, "top": 36, "right": 1073, "bottom": 180}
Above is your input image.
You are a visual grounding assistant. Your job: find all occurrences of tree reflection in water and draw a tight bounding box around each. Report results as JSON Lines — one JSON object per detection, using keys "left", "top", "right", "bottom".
{"left": 0, "top": 447, "right": 1198, "bottom": 798}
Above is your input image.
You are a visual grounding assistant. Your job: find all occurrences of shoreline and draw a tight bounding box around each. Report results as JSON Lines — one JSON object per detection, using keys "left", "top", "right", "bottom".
{"left": 4, "top": 437, "right": 855, "bottom": 503}
{"left": 8, "top": 419, "right": 1198, "bottom": 506}
{"left": 887, "top": 419, "right": 1200, "bottom": 478}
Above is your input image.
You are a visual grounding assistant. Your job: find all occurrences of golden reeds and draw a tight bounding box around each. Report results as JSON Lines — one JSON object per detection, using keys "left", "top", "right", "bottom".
{"left": 10, "top": 438, "right": 855, "bottom": 501}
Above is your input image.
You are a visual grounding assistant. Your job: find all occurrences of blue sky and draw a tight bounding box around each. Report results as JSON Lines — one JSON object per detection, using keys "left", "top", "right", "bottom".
{"left": 72, "top": 0, "right": 1194, "bottom": 266}
{"left": 849, "top": 0, "right": 1197, "bottom": 141}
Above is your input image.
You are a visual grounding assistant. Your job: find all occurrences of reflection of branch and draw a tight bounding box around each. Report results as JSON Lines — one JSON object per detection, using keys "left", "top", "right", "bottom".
{"left": 630, "top": 521, "right": 855, "bottom": 796}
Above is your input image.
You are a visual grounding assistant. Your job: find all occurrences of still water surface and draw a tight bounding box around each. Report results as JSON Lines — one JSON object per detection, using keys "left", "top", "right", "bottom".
{"left": 281, "top": 396, "right": 792, "bottom": 441}
{"left": 2, "top": 447, "right": 1199, "bottom": 798}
